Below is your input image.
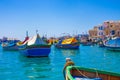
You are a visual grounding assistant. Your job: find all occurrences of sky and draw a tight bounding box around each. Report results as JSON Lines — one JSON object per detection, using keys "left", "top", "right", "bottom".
{"left": 0, "top": 0, "right": 120, "bottom": 40}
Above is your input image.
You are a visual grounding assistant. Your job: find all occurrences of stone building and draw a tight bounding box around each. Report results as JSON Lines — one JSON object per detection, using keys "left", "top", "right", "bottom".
{"left": 104, "top": 21, "right": 120, "bottom": 37}
{"left": 89, "top": 26, "right": 98, "bottom": 38}
{"left": 89, "top": 20, "right": 120, "bottom": 39}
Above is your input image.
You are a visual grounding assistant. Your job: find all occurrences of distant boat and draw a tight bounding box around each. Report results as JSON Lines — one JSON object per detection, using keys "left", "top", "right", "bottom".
{"left": 104, "top": 37, "right": 120, "bottom": 51}
{"left": 81, "top": 39, "right": 94, "bottom": 46}
{"left": 82, "top": 42, "right": 93, "bottom": 46}
{"left": 65, "top": 66, "right": 120, "bottom": 80}
{"left": 1, "top": 40, "right": 20, "bottom": 51}
{"left": 55, "top": 37, "right": 80, "bottom": 49}
{"left": 98, "top": 41, "right": 105, "bottom": 47}
{"left": 19, "top": 33, "right": 51, "bottom": 57}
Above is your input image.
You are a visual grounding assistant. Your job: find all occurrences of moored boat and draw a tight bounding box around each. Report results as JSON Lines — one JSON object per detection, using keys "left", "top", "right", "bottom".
{"left": 65, "top": 66, "right": 120, "bottom": 80}
{"left": 19, "top": 33, "right": 51, "bottom": 57}
{"left": 55, "top": 37, "right": 80, "bottom": 49}
{"left": 2, "top": 43, "right": 19, "bottom": 51}
{"left": 63, "top": 58, "right": 120, "bottom": 80}
{"left": 2, "top": 40, "right": 20, "bottom": 51}
{"left": 17, "top": 31, "right": 29, "bottom": 46}
{"left": 98, "top": 41, "right": 105, "bottom": 47}
{"left": 104, "top": 37, "right": 120, "bottom": 51}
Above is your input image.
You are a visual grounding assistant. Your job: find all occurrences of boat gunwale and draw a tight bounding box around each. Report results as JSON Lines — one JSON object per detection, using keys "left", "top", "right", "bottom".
{"left": 19, "top": 44, "right": 51, "bottom": 50}
{"left": 66, "top": 66, "right": 120, "bottom": 80}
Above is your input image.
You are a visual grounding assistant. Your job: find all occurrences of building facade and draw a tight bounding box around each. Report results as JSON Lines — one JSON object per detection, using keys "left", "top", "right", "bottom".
{"left": 89, "top": 20, "right": 120, "bottom": 39}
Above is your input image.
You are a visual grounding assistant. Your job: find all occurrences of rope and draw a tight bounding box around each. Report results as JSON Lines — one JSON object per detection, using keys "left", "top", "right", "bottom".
{"left": 74, "top": 67, "right": 100, "bottom": 79}
{"left": 74, "top": 67, "right": 89, "bottom": 78}
{"left": 94, "top": 68, "right": 99, "bottom": 78}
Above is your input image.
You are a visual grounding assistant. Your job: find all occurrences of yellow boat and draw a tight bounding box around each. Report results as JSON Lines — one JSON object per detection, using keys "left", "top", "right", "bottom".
{"left": 55, "top": 37, "right": 80, "bottom": 49}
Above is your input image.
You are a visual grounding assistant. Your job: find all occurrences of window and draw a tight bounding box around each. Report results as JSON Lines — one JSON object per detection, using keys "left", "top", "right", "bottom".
{"left": 111, "top": 30, "right": 115, "bottom": 35}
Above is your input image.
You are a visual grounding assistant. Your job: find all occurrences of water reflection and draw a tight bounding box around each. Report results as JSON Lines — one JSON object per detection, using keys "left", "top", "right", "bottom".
{"left": 19, "top": 56, "right": 52, "bottom": 80}
{"left": 60, "top": 49, "right": 80, "bottom": 57}
{"left": 19, "top": 56, "right": 50, "bottom": 65}
{"left": 53, "top": 48, "right": 80, "bottom": 57}
{"left": 104, "top": 49, "right": 120, "bottom": 60}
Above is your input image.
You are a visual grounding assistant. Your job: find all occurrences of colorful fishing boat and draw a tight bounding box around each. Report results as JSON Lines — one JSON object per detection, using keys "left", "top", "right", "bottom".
{"left": 2, "top": 31, "right": 29, "bottom": 51}
{"left": 2, "top": 42, "right": 18, "bottom": 51}
{"left": 104, "top": 37, "right": 120, "bottom": 51}
{"left": 2, "top": 40, "right": 20, "bottom": 51}
{"left": 65, "top": 66, "right": 120, "bottom": 80}
{"left": 17, "top": 31, "right": 29, "bottom": 46}
{"left": 19, "top": 33, "right": 51, "bottom": 57}
{"left": 55, "top": 37, "right": 80, "bottom": 49}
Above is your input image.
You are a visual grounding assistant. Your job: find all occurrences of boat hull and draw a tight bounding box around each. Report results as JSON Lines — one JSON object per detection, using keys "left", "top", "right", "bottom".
{"left": 3, "top": 46, "right": 18, "bottom": 51}
{"left": 99, "top": 44, "right": 105, "bottom": 47}
{"left": 55, "top": 42, "right": 80, "bottom": 49}
{"left": 104, "top": 37, "right": 120, "bottom": 51}
{"left": 20, "top": 48, "right": 51, "bottom": 57}
{"left": 66, "top": 66, "right": 120, "bottom": 80}
{"left": 105, "top": 46, "right": 120, "bottom": 51}
{"left": 2, "top": 44, "right": 18, "bottom": 51}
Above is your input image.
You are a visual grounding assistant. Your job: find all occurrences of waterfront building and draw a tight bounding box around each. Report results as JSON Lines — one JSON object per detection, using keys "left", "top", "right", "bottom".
{"left": 104, "top": 21, "right": 120, "bottom": 37}
{"left": 89, "top": 20, "right": 120, "bottom": 39}
{"left": 97, "top": 24, "right": 105, "bottom": 39}
{"left": 89, "top": 26, "right": 98, "bottom": 38}
{"left": 103, "top": 21, "right": 110, "bottom": 36}
{"left": 114, "top": 21, "right": 120, "bottom": 37}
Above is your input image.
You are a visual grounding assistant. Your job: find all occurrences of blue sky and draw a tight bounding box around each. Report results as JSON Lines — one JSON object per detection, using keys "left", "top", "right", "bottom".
{"left": 0, "top": 0, "right": 120, "bottom": 40}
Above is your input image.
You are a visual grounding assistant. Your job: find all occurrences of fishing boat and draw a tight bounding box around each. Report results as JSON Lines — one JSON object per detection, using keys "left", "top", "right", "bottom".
{"left": 17, "top": 31, "right": 29, "bottom": 46}
{"left": 2, "top": 31, "right": 29, "bottom": 51}
{"left": 55, "top": 37, "right": 80, "bottom": 49}
{"left": 2, "top": 42, "right": 18, "bottom": 51}
{"left": 104, "top": 37, "right": 120, "bottom": 51}
{"left": 98, "top": 41, "right": 105, "bottom": 47}
{"left": 82, "top": 42, "right": 93, "bottom": 46}
{"left": 19, "top": 33, "right": 51, "bottom": 57}
{"left": 2, "top": 40, "right": 20, "bottom": 51}
{"left": 65, "top": 66, "right": 120, "bottom": 80}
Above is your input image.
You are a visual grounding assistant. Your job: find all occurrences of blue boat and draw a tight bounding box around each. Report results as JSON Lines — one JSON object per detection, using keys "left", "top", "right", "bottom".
{"left": 2, "top": 43, "right": 18, "bottom": 51}
{"left": 55, "top": 37, "right": 80, "bottom": 49}
{"left": 1, "top": 40, "right": 20, "bottom": 51}
{"left": 19, "top": 33, "right": 51, "bottom": 57}
{"left": 104, "top": 37, "right": 120, "bottom": 51}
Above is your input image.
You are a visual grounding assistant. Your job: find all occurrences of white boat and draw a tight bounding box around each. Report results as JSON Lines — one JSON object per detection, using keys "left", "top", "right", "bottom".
{"left": 105, "top": 37, "right": 120, "bottom": 51}
{"left": 19, "top": 33, "right": 51, "bottom": 57}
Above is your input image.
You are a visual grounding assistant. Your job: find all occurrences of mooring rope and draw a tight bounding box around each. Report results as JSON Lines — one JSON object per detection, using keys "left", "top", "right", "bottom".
{"left": 94, "top": 68, "right": 99, "bottom": 78}
{"left": 74, "top": 67, "right": 89, "bottom": 78}
{"left": 74, "top": 67, "right": 100, "bottom": 79}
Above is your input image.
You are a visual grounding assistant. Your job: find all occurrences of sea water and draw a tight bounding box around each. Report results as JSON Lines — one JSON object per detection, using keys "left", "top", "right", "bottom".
{"left": 0, "top": 45, "right": 120, "bottom": 80}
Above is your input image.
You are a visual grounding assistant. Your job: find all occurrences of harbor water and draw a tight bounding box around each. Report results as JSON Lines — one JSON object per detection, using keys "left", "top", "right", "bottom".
{"left": 0, "top": 45, "right": 120, "bottom": 80}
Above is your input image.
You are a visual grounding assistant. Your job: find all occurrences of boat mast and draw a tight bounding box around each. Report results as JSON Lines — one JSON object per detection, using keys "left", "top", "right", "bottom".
{"left": 26, "top": 31, "right": 29, "bottom": 37}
